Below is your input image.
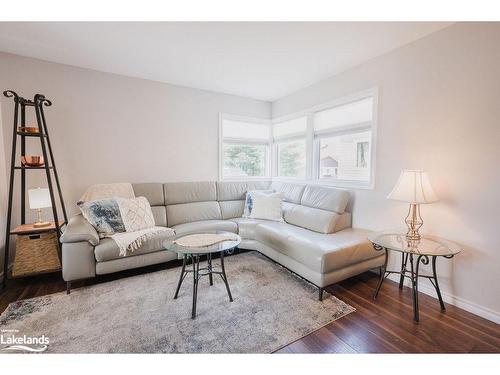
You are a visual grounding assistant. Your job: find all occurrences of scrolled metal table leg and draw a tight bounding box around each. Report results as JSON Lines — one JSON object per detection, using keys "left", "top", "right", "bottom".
{"left": 373, "top": 246, "right": 388, "bottom": 300}
{"left": 409, "top": 253, "right": 419, "bottom": 322}
{"left": 432, "top": 255, "right": 446, "bottom": 311}
{"left": 413, "top": 254, "right": 430, "bottom": 322}
{"left": 399, "top": 253, "right": 408, "bottom": 289}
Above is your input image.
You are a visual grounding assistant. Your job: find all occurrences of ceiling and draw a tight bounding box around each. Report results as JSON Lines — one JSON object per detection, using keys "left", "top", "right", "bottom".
{"left": 0, "top": 22, "right": 452, "bottom": 101}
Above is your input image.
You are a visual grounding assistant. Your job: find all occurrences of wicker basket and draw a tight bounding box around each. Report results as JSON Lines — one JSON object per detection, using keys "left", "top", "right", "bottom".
{"left": 12, "top": 232, "right": 61, "bottom": 278}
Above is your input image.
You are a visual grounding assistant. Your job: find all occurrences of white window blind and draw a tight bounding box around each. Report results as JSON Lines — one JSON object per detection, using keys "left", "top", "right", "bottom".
{"left": 313, "top": 97, "right": 373, "bottom": 133}
{"left": 222, "top": 119, "right": 270, "bottom": 141}
{"left": 273, "top": 116, "right": 307, "bottom": 139}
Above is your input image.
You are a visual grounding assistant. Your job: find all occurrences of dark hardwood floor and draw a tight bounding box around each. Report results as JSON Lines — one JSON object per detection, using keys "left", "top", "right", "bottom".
{"left": 1, "top": 255, "right": 499, "bottom": 354}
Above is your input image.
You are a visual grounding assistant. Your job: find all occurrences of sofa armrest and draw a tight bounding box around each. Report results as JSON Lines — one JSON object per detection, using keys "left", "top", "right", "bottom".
{"left": 62, "top": 241, "right": 96, "bottom": 282}
{"left": 60, "top": 214, "right": 100, "bottom": 245}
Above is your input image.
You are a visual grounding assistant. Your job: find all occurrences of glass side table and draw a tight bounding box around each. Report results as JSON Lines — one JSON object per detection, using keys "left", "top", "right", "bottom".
{"left": 163, "top": 231, "right": 241, "bottom": 319}
{"left": 368, "top": 231, "right": 461, "bottom": 322}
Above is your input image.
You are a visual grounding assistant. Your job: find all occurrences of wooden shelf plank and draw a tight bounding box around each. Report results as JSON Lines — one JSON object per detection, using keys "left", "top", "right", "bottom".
{"left": 16, "top": 131, "right": 47, "bottom": 138}
{"left": 14, "top": 166, "right": 53, "bottom": 170}
{"left": 10, "top": 221, "right": 65, "bottom": 235}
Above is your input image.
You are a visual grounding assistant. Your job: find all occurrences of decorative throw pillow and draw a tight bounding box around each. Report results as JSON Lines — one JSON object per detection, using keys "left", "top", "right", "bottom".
{"left": 78, "top": 198, "right": 125, "bottom": 236}
{"left": 248, "top": 191, "right": 284, "bottom": 222}
{"left": 115, "top": 196, "right": 156, "bottom": 232}
{"left": 243, "top": 190, "right": 274, "bottom": 217}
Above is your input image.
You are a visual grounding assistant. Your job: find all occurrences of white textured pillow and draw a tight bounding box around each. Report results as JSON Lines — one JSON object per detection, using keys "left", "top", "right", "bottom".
{"left": 249, "top": 192, "right": 284, "bottom": 222}
{"left": 115, "top": 196, "right": 155, "bottom": 232}
{"left": 242, "top": 189, "right": 273, "bottom": 217}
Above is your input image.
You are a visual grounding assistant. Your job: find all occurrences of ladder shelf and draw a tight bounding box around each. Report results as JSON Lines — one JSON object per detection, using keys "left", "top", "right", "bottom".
{"left": 2, "top": 90, "right": 68, "bottom": 288}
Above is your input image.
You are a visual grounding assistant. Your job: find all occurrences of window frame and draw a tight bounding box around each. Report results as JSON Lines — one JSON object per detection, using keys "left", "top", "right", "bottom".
{"left": 311, "top": 88, "right": 378, "bottom": 189}
{"left": 271, "top": 114, "right": 309, "bottom": 180}
{"left": 219, "top": 113, "right": 272, "bottom": 181}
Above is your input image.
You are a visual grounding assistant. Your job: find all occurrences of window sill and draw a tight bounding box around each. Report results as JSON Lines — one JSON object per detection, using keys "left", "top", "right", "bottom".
{"left": 271, "top": 177, "right": 375, "bottom": 190}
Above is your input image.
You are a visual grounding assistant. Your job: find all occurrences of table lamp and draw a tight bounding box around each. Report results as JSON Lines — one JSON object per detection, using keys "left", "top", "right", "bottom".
{"left": 387, "top": 170, "right": 438, "bottom": 241}
{"left": 28, "top": 187, "right": 52, "bottom": 228}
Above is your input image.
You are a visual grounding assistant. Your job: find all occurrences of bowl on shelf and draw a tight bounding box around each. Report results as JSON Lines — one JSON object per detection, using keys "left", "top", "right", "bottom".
{"left": 18, "top": 127, "right": 39, "bottom": 134}
{"left": 21, "top": 156, "right": 45, "bottom": 167}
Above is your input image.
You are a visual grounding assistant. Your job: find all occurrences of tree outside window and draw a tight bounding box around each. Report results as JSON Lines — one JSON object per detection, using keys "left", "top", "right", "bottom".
{"left": 277, "top": 140, "right": 306, "bottom": 178}
{"left": 223, "top": 144, "right": 266, "bottom": 177}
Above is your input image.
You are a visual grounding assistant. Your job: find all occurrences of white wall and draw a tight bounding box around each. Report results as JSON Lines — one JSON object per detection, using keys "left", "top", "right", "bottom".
{"left": 0, "top": 53, "right": 270, "bottom": 277}
{"left": 272, "top": 22, "right": 500, "bottom": 322}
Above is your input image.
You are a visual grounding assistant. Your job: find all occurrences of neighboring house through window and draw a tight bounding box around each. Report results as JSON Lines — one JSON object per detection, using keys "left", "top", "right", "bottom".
{"left": 313, "top": 89, "right": 377, "bottom": 188}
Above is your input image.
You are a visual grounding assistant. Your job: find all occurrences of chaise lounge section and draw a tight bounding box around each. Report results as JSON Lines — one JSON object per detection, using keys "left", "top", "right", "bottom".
{"left": 60, "top": 181, "right": 385, "bottom": 298}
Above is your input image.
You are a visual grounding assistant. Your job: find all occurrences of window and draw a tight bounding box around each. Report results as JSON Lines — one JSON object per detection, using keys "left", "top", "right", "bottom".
{"left": 313, "top": 91, "right": 376, "bottom": 188}
{"left": 277, "top": 140, "right": 306, "bottom": 178}
{"left": 218, "top": 89, "right": 377, "bottom": 187}
{"left": 219, "top": 115, "right": 270, "bottom": 179}
{"left": 272, "top": 116, "right": 307, "bottom": 179}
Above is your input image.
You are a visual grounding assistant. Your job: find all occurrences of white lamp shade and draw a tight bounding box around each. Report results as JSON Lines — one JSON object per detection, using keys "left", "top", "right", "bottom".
{"left": 387, "top": 170, "right": 438, "bottom": 204}
{"left": 28, "top": 188, "right": 52, "bottom": 209}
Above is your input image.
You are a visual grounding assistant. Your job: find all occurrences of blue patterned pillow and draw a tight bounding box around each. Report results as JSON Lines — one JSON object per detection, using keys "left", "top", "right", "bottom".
{"left": 242, "top": 190, "right": 274, "bottom": 217}
{"left": 78, "top": 198, "right": 125, "bottom": 236}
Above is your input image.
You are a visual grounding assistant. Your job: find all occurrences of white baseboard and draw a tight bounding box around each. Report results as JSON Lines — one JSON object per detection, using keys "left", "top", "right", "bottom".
{"left": 385, "top": 273, "right": 500, "bottom": 324}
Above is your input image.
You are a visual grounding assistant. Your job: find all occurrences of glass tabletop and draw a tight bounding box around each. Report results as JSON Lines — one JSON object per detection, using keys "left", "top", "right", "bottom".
{"left": 163, "top": 230, "right": 241, "bottom": 255}
{"left": 368, "top": 231, "right": 461, "bottom": 257}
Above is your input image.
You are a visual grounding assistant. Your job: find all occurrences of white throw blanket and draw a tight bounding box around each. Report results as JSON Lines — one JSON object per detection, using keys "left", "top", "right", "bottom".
{"left": 113, "top": 226, "right": 175, "bottom": 256}
{"left": 79, "top": 182, "right": 135, "bottom": 202}
{"left": 80, "top": 183, "right": 173, "bottom": 256}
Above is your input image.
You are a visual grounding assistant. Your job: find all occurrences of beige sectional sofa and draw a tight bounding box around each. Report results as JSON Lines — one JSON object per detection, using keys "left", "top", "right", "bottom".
{"left": 60, "top": 181, "right": 384, "bottom": 299}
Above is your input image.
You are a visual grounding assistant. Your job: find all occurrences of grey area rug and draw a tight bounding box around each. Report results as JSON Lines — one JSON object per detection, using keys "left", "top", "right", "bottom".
{"left": 0, "top": 251, "right": 355, "bottom": 353}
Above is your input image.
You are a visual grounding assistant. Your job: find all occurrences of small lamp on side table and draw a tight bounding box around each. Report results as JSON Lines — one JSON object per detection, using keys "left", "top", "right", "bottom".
{"left": 28, "top": 187, "right": 52, "bottom": 228}
{"left": 387, "top": 170, "right": 439, "bottom": 241}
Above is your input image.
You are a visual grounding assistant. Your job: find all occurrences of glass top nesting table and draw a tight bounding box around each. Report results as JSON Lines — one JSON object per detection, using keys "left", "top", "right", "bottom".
{"left": 163, "top": 231, "right": 241, "bottom": 319}
{"left": 368, "top": 232, "right": 461, "bottom": 322}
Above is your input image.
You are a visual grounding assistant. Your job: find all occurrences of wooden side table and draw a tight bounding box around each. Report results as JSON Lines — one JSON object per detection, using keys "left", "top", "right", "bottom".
{"left": 368, "top": 232, "right": 461, "bottom": 322}
{"left": 10, "top": 221, "right": 64, "bottom": 278}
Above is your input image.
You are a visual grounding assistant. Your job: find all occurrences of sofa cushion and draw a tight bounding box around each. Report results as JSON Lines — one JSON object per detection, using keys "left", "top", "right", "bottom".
{"left": 254, "top": 222, "right": 378, "bottom": 273}
{"left": 151, "top": 206, "right": 167, "bottom": 227}
{"left": 94, "top": 230, "right": 175, "bottom": 262}
{"left": 219, "top": 200, "right": 245, "bottom": 219}
{"left": 164, "top": 181, "right": 216, "bottom": 205}
{"left": 172, "top": 220, "right": 238, "bottom": 236}
{"left": 282, "top": 202, "right": 340, "bottom": 234}
{"left": 230, "top": 217, "right": 268, "bottom": 239}
{"left": 167, "top": 201, "right": 222, "bottom": 226}
{"left": 270, "top": 181, "right": 306, "bottom": 204}
{"left": 132, "top": 183, "right": 165, "bottom": 206}
{"left": 216, "top": 181, "right": 271, "bottom": 201}
{"left": 300, "top": 185, "right": 350, "bottom": 214}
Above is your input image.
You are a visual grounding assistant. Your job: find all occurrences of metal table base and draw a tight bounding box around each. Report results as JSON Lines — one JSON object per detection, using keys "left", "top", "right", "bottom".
{"left": 372, "top": 245, "right": 454, "bottom": 322}
{"left": 174, "top": 251, "right": 233, "bottom": 319}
